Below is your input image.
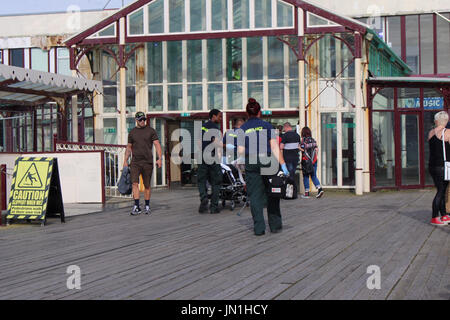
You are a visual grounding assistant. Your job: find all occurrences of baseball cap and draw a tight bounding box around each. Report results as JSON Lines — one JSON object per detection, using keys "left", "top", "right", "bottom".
{"left": 135, "top": 112, "right": 146, "bottom": 121}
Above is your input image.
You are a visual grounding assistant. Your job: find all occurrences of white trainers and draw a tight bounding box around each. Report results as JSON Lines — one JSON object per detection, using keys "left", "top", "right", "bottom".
{"left": 145, "top": 206, "right": 151, "bottom": 215}
{"left": 130, "top": 205, "right": 142, "bottom": 216}
{"left": 301, "top": 191, "right": 310, "bottom": 199}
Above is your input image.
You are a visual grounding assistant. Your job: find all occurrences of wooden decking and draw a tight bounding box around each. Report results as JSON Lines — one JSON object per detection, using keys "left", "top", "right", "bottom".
{"left": 0, "top": 188, "right": 449, "bottom": 300}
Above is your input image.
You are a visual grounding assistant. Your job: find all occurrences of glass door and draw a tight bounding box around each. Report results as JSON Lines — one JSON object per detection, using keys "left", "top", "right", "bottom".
{"left": 341, "top": 113, "right": 355, "bottom": 186}
{"left": 399, "top": 112, "right": 421, "bottom": 186}
{"left": 320, "top": 113, "right": 337, "bottom": 186}
{"left": 320, "top": 111, "right": 356, "bottom": 187}
{"left": 150, "top": 118, "right": 167, "bottom": 187}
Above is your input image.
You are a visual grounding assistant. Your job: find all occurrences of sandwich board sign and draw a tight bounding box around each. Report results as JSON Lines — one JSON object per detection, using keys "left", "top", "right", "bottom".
{"left": 6, "top": 157, "right": 65, "bottom": 226}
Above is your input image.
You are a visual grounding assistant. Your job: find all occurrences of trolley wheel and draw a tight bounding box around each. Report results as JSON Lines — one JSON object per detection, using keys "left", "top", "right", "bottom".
{"left": 230, "top": 200, "right": 236, "bottom": 211}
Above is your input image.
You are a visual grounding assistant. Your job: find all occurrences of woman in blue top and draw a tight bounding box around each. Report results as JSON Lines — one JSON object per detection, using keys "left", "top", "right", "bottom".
{"left": 238, "top": 98, "right": 289, "bottom": 236}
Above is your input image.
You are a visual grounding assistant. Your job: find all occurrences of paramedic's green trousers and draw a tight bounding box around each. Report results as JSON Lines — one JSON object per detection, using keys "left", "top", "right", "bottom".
{"left": 245, "top": 163, "right": 282, "bottom": 235}
{"left": 198, "top": 163, "right": 222, "bottom": 210}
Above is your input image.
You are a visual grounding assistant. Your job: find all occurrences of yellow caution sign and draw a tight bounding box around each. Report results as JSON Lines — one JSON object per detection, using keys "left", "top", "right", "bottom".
{"left": 7, "top": 157, "right": 65, "bottom": 226}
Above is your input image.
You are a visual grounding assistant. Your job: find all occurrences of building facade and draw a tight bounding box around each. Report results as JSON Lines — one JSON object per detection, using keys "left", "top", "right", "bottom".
{"left": 2, "top": 0, "right": 449, "bottom": 192}
{"left": 0, "top": 10, "right": 116, "bottom": 152}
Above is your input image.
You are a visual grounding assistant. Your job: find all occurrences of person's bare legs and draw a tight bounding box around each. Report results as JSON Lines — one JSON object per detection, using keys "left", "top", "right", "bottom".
{"left": 144, "top": 187, "right": 151, "bottom": 201}
{"left": 144, "top": 187, "right": 152, "bottom": 214}
{"left": 130, "top": 182, "right": 142, "bottom": 215}
{"left": 132, "top": 183, "right": 140, "bottom": 200}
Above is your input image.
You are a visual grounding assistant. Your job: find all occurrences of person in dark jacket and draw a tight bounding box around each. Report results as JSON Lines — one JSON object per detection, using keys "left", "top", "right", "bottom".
{"left": 280, "top": 122, "right": 301, "bottom": 199}
{"left": 300, "top": 126, "right": 324, "bottom": 199}
{"left": 198, "top": 109, "right": 227, "bottom": 214}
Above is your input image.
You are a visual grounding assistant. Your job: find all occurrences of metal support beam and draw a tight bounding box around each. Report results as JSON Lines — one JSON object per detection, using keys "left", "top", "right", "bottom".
{"left": 355, "top": 58, "right": 364, "bottom": 195}
{"left": 119, "top": 17, "right": 127, "bottom": 145}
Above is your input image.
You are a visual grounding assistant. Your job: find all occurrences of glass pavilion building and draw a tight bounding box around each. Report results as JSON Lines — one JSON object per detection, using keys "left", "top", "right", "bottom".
{"left": 51, "top": 0, "right": 450, "bottom": 192}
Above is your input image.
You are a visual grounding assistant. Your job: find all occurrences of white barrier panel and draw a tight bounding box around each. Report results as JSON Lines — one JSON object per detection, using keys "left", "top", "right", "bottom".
{"left": 0, "top": 152, "right": 103, "bottom": 205}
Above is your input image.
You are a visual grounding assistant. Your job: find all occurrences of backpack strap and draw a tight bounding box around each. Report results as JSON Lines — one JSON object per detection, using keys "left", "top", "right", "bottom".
{"left": 442, "top": 129, "right": 447, "bottom": 162}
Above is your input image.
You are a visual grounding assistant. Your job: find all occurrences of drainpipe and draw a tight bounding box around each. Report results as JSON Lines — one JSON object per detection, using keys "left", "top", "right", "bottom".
{"left": 71, "top": 71, "right": 78, "bottom": 143}
{"left": 355, "top": 32, "right": 364, "bottom": 195}
{"left": 119, "top": 17, "right": 127, "bottom": 146}
{"left": 298, "top": 32, "right": 305, "bottom": 195}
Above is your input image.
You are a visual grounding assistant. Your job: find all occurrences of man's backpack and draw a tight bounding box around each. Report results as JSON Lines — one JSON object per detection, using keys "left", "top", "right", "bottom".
{"left": 301, "top": 137, "right": 317, "bottom": 176}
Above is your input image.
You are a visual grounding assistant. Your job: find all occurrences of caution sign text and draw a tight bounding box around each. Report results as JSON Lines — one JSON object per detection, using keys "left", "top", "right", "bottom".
{"left": 7, "top": 157, "right": 65, "bottom": 224}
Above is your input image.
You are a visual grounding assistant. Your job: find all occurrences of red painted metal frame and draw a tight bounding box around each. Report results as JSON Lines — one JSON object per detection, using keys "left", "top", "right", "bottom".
{"left": 163, "top": 118, "right": 170, "bottom": 188}
{"left": 54, "top": 139, "right": 127, "bottom": 149}
{"left": 400, "top": 16, "right": 406, "bottom": 63}
{"left": 126, "top": 29, "right": 297, "bottom": 43}
{"left": 418, "top": 16, "right": 422, "bottom": 75}
{"left": 66, "top": 0, "right": 368, "bottom": 48}
{"left": 368, "top": 80, "right": 450, "bottom": 191}
{"left": 1, "top": 164, "right": 6, "bottom": 214}
{"left": 368, "top": 84, "right": 376, "bottom": 191}
{"left": 433, "top": 14, "right": 438, "bottom": 75}
{"left": 28, "top": 48, "right": 32, "bottom": 69}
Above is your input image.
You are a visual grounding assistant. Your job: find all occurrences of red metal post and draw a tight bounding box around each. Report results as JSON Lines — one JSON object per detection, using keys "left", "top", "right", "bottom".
{"left": 1, "top": 164, "right": 6, "bottom": 226}
{"left": 100, "top": 150, "right": 106, "bottom": 204}
{"left": 53, "top": 133, "right": 58, "bottom": 152}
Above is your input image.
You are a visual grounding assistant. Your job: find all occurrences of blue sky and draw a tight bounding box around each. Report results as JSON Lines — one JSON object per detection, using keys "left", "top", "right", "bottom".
{"left": 1, "top": 0, "right": 136, "bottom": 16}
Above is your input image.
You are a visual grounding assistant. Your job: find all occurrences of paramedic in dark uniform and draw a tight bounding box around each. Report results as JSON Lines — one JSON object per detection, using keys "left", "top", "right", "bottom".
{"left": 237, "top": 98, "right": 289, "bottom": 236}
{"left": 280, "top": 122, "right": 301, "bottom": 198}
{"left": 198, "top": 109, "right": 225, "bottom": 214}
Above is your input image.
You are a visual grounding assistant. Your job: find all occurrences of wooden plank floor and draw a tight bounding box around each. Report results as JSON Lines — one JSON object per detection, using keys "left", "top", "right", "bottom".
{"left": 0, "top": 188, "right": 449, "bottom": 300}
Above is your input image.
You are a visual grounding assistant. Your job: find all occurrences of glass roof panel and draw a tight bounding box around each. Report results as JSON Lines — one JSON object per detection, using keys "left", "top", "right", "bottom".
{"left": 307, "top": 12, "right": 340, "bottom": 27}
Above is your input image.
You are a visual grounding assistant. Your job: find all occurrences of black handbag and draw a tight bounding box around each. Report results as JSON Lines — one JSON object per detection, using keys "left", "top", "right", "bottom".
{"left": 264, "top": 172, "right": 295, "bottom": 199}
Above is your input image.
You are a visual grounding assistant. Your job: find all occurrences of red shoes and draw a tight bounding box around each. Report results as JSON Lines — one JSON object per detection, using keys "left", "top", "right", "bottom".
{"left": 430, "top": 217, "right": 447, "bottom": 226}
{"left": 440, "top": 215, "right": 450, "bottom": 225}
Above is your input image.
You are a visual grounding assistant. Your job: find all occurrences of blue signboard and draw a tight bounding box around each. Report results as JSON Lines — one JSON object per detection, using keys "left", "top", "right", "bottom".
{"left": 404, "top": 97, "right": 444, "bottom": 109}
{"left": 422, "top": 97, "right": 444, "bottom": 109}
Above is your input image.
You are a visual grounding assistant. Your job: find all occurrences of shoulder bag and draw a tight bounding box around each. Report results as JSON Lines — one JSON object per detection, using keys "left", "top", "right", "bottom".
{"left": 441, "top": 129, "right": 450, "bottom": 181}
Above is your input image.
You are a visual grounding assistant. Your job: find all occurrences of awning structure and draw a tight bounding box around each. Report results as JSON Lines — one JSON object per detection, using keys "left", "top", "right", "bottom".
{"left": 0, "top": 64, "right": 102, "bottom": 107}
{"left": 368, "top": 76, "right": 450, "bottom": 108}
{"left": 368, "top": 76, "right": 450, "bottom": 88}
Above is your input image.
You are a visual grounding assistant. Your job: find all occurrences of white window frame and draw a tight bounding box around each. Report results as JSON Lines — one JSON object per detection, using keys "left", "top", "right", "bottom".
{"left": 88, "top": 23, "right": 117, "bottom": 39}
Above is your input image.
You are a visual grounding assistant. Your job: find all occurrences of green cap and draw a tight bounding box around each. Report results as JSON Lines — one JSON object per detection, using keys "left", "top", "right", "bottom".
{"left": 135, "top": 112, "right": 146, "bottom": 120}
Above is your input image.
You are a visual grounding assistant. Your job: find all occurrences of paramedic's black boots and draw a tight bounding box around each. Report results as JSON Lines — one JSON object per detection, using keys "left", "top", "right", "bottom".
{"left": 199, "top": 198, "right": 209, "bottom": 214}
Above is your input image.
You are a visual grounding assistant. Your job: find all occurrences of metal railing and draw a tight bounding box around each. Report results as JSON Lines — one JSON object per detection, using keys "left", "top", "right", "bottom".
{"left": 55, "top": 140, "right": 131, "bottom": 199}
